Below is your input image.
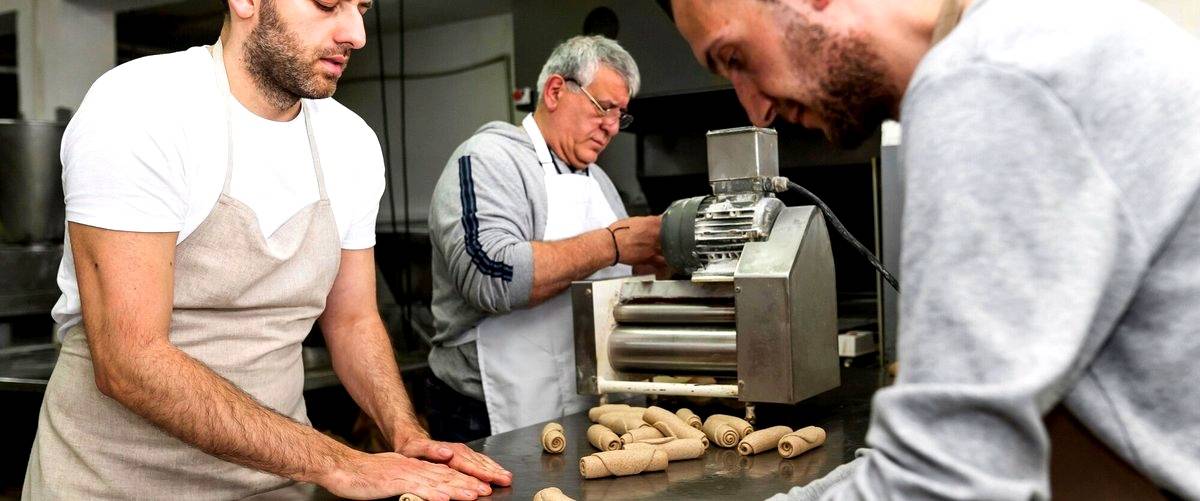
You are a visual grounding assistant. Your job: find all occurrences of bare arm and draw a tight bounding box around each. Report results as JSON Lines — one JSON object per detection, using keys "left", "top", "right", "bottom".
{"left": 72, "top": 223, "right": 482, "bottom": 501}
{"left": 319, "top": 248, "right": 511, "bottom": 488}
{"left": 528, "top": 215, "right": 662, "bottom": 304}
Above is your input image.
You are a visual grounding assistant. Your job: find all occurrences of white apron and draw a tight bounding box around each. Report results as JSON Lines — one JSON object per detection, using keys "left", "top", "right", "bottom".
{"left": 22, "top": 40, "right": 338, "bottom": 499}
{"left": 475, "top": 115, "right": 631, "bottom": 434}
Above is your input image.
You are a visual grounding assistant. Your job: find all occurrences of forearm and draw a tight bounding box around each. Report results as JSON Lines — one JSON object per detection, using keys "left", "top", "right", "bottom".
{"left": 102, "top": 339, "right": 355, "bottom": 484}
{"left": 326, "top": 315, "right": 426, "bottom": 448}
{"left": 529, "top": 228, "right": 615, "bottom": 304}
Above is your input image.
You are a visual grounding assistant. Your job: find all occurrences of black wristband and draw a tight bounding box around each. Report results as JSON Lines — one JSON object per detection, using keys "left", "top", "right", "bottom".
{"left": 605, "top": 227, "right": 620, "bottom": 266}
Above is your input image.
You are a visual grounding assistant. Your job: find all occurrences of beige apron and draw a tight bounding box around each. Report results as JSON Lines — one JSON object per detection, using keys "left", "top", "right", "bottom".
{"left": 23, "top": 40, "right": 341, "bottom": 499}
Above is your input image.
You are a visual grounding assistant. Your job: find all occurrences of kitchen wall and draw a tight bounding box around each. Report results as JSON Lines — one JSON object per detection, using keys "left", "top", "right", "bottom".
{"left": 335, "top": 13, "right": 517, "bottom": 231}
{"left": 0, "top": 0, "right": 114, "bottom": 121}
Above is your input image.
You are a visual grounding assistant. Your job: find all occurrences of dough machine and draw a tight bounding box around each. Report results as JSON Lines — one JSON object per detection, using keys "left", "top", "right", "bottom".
{"left": 572, "top": 127, "right": 840, "bottom": 406}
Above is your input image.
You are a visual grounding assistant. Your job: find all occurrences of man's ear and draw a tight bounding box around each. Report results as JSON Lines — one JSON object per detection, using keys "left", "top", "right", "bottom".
{"left": 228, "top": 0, "right": 257, "bottom": 20}
{"left": 541, "top": 74, "right": 567, "bottom": 112}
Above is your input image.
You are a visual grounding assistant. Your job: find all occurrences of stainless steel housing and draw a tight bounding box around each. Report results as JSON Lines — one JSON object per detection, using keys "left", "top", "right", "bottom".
{"left": 0, "top": 120, "right": 67, "bottom": 245}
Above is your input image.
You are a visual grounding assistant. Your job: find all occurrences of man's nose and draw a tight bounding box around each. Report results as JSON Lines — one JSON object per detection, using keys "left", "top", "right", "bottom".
{"left": 335, "top": 8, "right": 367, "bottom": 50}
{"left": 732, "top": 75, "right": 776, "bottom": 127}
{"left": 601, "top": 116, "right": 620, "bottom": 137}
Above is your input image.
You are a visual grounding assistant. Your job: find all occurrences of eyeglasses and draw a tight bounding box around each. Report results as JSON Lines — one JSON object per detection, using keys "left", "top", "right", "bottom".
{"left": 565, "top": 78, "right": 634, "bottom": 130}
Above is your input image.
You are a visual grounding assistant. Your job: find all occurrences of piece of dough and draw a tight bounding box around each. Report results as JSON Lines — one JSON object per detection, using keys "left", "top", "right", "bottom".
{"left": 675, "top": 408, "right": 702, "bottom": 429}
{"left": 541, "top": 422, "right": 566, "bottom": 454}
{"left": 644, "top": 406, "right": 709, "bottom": 447}
{"left": 579, "top": 448, "right": 669, "bottom": 479}
{"left": 587, "top": 424, "right": 622, "bottom": 451}
{"left": 705, "top": 414, "right": 753, "bottom": 438}
{"left": 634, "top": 437, "right": 676, "bottom": 445}
{"left": 625, "top": 437, "right": 706, "bottom": 461}
{"left": 737, "top": 426, "right": 792, "bottom": 456}
{"left": 399, "top": 495, "right": 424, "bottom": 501}
{"left": 598, "top": 411, "right": 651, "bottom": 435}
{"left": 588, "top": 404, "right": 633, "bottom": 422}
{"left": 701, "top": 420, "right": 740, "bottom": 448}
{"left": 533, "top": 486, "right": 576, "bottom": 501}
{"left": 778, "top": 426, "right": 827, "bottom": 458}
{"left": 588, "top": 404, "right": 645, "bottom": 422}
{"left": 620, "top": 426, "right": 665, "bottom": 444}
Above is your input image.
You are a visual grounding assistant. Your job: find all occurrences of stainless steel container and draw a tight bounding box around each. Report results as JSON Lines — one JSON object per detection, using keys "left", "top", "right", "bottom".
{"left": 0, "top": 120, "right": 67, "bottom": 245}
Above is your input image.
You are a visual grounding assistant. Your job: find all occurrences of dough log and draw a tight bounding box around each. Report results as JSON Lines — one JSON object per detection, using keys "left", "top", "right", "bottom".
{"left": 778, "top": 426, "right": 827, "bottom": 458}
{"left": 579, "top": 449, "right": 669, "bottom": 479}
{"left": 587, "top": 424, "right": 622, "bottom": 451}
{"left": 737, "top": 426, "right": 792, "bottom": 456}
{"left": 541, "top": 422, "right": 566, "bottom": 454}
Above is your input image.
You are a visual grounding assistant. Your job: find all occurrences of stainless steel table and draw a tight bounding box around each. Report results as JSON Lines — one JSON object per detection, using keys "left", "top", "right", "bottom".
{"left": 457, "top": 365, "right": 884, "bottom": 500}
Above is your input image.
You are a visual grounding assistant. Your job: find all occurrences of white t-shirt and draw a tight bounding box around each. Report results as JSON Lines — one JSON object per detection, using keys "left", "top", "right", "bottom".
{"left": 51, "top": 46, "right": 385, "bottom": 335}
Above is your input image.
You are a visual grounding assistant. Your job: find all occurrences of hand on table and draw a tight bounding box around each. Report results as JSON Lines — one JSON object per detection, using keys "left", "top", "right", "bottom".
{"left": 319, "top": 451, "right": 489, "bottom": 501}
{"left": 398, "top": 437, "right": 514, "bottom": 488}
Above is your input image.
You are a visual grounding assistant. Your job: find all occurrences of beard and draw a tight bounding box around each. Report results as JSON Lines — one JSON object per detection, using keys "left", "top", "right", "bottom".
{"left": 784, "top": 17, "right": 897, "bottom": 149}
{"left": 242, "top": 0, "right": 349, "bottom": 110}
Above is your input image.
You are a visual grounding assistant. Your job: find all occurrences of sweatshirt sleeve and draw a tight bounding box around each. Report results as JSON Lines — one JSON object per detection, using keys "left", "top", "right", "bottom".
{"left": 429, "top": 149, "right": 535, "bottom": 314}
{"left": 816, "top": 63, "right": 1150, "bottom": 500}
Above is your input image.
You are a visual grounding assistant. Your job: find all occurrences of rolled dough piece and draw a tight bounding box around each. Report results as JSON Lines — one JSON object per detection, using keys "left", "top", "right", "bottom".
{"left": 620, "top": 426, "right": 665, "bottom": 444}
{"left": 701, "top": 420, "right": 740, "bottom": 448}
{"left": 644, "top": 406, "right": 709, "bottom": 446}
{"left": 737, "top": 425, "right": 792, "bottom": 456}
{"left": 778, "top": 426, "right": 827, "bottom": 458}
{"left": 598, "top": 411, "right": 651, "bottom": 435}
{"left": 634, "top": 437, "right": 676, "bottom": 445}
{"left": 625, "top": 437, "right": 706, "bottom": 461}
{"left": 705, "top": 414, "right": 753, "bottom": 438}
{"left": 588, "top": 404, "right": 633, "bottom": 422}
{"left": 676, "top": 408, "right": 702, "bottom": 429}
{"left": 579, "top": 448, "right": 669, "bottom": 479}
{"left": 587, "top": 424, "right": 622, "bottom": 451}
{"left": 533, "top": 486, "right": 576, "bottom": 501}
{"left": 541, "top": 422, "right": 566, "bottom": 454}
{"left": 399, "top": 495, "right": 424, "bottom": 501}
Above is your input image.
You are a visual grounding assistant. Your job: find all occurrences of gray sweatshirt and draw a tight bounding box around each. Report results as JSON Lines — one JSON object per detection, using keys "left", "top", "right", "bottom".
{"left": 774, "top": 0, "right": 1200, "bottom": 499}
{"left": 427, "top": 119, "right": 627, "bottom": 401}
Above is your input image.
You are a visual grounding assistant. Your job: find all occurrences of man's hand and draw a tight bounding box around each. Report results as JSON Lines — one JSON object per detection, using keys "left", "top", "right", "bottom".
{"left": 609, "top": 215, "right": 662, "bottom": 265}
{"left": 397, "top": 437, "right": 513, "bottom": 488}
{"left": 319, "top": 451, "right": 491, "bottom": 501}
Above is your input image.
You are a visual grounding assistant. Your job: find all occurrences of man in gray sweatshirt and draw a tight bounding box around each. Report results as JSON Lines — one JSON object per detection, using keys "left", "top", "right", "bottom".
{"left": 426, "top": 36, "right": 663, "bottom": 441}
{"left": 667, "top": 0, "right": 1200, "bottom": 498}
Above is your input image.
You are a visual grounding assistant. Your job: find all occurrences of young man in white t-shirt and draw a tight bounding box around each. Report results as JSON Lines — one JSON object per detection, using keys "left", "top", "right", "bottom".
{"left": 23, "top": 0, "right": 510, "bottom": 499}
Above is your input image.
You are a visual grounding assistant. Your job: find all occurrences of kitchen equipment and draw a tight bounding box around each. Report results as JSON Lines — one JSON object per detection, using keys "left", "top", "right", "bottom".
{"left": 573, "top": 127, "right": 839, "bottom": 405}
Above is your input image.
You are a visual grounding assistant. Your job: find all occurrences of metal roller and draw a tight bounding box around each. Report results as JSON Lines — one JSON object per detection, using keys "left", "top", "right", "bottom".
{"left": 608, "top": 326, "right": 737, "bottom": 375}
{"left": 613, "top": 303, "right": 735, "bottom": 324}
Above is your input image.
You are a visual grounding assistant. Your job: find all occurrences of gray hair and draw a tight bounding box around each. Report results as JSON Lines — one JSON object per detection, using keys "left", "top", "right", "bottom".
{"left": 536, "top": 35, "right": 641, "bottom": 102}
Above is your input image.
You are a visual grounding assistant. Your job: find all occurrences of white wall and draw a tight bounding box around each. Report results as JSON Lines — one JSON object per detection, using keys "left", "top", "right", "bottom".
{"left": 336, "top": 13, "right": 516, "bottom": 231}
{"left": 0, "top": 0, "right": 115, "bottom": 121}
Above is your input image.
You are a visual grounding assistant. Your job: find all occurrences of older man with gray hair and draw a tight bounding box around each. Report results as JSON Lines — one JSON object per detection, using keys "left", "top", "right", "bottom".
{"left": 426, "top": 35, "right": 662, "bottom": 440}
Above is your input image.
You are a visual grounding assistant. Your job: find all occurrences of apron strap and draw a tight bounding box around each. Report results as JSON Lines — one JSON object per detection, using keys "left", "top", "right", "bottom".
{"left": 209, "top": 39, "right": 328, "bottom": 201}
{"left": 522, "top": 114, "right": 564, "bottom": 177}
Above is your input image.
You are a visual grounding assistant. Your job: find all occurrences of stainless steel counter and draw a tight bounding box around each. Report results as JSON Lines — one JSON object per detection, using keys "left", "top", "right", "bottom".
{"left": 458, "top": 365, "right": 884, "bottom": 500}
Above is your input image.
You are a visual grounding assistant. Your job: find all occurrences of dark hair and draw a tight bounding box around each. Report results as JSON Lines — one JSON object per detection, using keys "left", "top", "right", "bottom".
{"left": 656, "top": 0, "right": 674, "bottom": 21}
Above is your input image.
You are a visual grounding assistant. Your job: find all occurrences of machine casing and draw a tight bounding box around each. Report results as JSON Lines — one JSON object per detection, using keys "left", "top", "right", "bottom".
{"left": 572, "top": 127, "right": 839, "bottom": 405}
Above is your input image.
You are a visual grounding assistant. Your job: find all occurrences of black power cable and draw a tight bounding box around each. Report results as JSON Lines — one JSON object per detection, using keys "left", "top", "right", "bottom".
{"left": 786, "top": 180, "right": 900, "bottom": 293}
